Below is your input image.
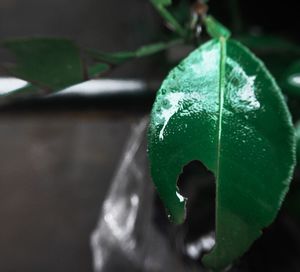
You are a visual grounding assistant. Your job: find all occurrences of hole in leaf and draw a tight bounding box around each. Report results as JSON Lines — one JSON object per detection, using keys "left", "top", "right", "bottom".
{"left": 177, "top": 161, "right": 216, "bottom": 264}
{"left": 153, "top": 160, "right": 216, "bottom": 267}
{"left": 178, "top": 161, "right": 215, "bottom": 228}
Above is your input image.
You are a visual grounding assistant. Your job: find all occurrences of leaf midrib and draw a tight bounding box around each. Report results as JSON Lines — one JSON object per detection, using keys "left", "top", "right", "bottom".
{"left": 215, "top": 37, "right": 227, "bottom": 241}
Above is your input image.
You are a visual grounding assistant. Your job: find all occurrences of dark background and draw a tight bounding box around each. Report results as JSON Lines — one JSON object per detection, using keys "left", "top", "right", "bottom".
{"left": 0, "top": 0, "right": 299, "bottom": 271}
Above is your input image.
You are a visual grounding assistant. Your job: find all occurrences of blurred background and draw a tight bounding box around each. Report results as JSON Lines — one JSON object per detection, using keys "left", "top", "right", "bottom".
{"left": 0, "top": 0, "right": 300, "bottom": 271}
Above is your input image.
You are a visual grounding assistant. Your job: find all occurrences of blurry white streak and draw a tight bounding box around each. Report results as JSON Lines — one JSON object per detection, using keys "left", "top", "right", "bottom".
{"left": 59, "top": 79, "right": 147, "bottom": 96}
{"left": 91, "top": 118, "right": 148, "bottom": 271}
{"left": 288, "top": 74, "right": 300, "bottom": 87}
{"left": 0, "top": 77, "right": 147, "bottom": 96}
{"left": 0, "top": 77, "right": 28, "bottom": 95}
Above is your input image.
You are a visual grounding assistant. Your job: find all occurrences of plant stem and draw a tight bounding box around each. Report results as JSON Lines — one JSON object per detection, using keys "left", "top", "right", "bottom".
{"left": 153, "top": 4, "right": 186, "bottom": 38}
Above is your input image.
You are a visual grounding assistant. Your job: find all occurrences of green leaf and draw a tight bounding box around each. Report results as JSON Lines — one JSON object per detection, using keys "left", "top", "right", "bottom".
{"left": 87, "top": 39, "right": 183, "bottom": 65}
{"left": 0, "top": 83, "right": 39, "bottom": 99}
{"left": 2, "top": 38, "right": 84, "bottom": 91}
{"left": 148, "top": 39, "right": 295, "bottom": 270}
{"left": 88, "top": 62, "right": 110, "bottom": 78}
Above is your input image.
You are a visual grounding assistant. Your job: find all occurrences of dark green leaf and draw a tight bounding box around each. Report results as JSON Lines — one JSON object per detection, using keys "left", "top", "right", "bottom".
{"left": 2, "top": 38, "right": 84, "bottom": 91}
{"left": 88, "top": 63, "right": 110, "bottom": 77}
{"left": 0, "top": 84, "right": 39, "bottom": 100}
{"left": 148, "top": 39, "right": 295, "bottom": 270}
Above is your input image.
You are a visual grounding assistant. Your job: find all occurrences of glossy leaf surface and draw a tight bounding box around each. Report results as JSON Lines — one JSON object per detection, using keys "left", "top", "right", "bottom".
{"left": 3, "top": 38, "right": 84, "bottom": 91}
{"left": 148, "top": 39, "right": 295, "bottom": 270}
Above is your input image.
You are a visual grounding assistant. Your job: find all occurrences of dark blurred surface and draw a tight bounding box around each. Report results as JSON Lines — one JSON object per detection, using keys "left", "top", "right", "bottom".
{"left": 0, "top": 112, "right": 140, "bottom": 272}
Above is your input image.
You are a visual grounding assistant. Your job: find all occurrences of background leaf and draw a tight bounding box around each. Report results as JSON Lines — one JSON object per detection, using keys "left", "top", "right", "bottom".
{"left": 2, "top": 38, "right": 84, "bottom": 91}
{"left": 148, "top": 39, "right": 295, "bottom": 270}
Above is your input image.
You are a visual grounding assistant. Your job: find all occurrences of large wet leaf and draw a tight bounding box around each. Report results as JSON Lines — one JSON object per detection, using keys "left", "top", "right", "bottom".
{"left": 2, "top": 38, "right": 84, "bottom": 91}
{"left": 148, "top": 39, "right": 296, "bottom": 270}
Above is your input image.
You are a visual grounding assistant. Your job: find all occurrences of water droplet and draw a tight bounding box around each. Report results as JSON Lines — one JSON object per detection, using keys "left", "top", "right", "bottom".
{"left": 161, "top": 88, "right": 167, "bottom": 95}
{"left": 177, "top": 64, "right": 185, "bottom": 72}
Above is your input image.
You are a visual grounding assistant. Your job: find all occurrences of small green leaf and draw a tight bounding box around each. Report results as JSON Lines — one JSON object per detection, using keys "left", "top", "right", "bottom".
{"left": 2, "top": 38, "right": 84, "bottom": 91}
{"left": 0, "top": 84, "right": 39, "bottom": 99}
{"left": 148, "top": 39, "right": 295, "bottom": 270}
{"left": 88, "top": 63, "right": 110, "bottom": 77}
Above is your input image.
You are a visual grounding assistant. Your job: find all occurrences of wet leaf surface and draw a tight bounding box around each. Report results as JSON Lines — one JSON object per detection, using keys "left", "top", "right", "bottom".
{"left": 148, "top": 38, "right": 296, "bottom": 270}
